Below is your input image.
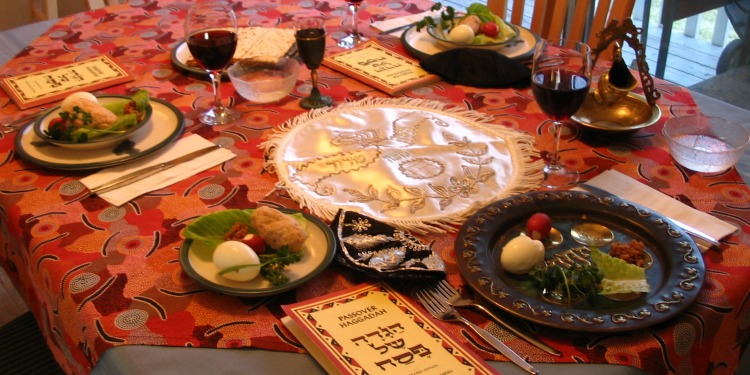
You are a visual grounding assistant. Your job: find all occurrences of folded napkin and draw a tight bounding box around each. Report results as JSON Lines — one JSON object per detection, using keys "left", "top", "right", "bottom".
{"left": 420, "top": 48, "right": 531, "bottom": 88}
{"left": 80, "top": 134, "right": 236, "bottom": 206}
{"left": 370, "top": 9, "right": 441, "bottom": 36}
{"left": 577, "top": 170, "right": 738, "bottom": 249}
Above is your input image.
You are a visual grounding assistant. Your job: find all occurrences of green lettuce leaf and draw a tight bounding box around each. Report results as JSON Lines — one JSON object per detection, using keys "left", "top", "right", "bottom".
{"left": 590, "top": 247, "right": 650, "bottom": 295}
{"left": 183, "top": 208, "right": 308, "bottom": 250}
{"left": 466, "top": 2, "right": 516, "bottom": 43}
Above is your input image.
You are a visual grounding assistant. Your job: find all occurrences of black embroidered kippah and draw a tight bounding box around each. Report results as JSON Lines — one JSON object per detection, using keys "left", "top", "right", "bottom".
{"left": 330, "top": 210, "right": 446, "bottom": 280}
{"left": 421, "top": 48, "right": 531, "bottom": 88}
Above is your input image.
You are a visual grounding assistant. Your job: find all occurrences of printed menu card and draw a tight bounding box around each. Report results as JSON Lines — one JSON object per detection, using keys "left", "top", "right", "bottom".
{"left": 323, "top": 42, "right": 440, "bottom": 95}
{"left": 282, "top": 282, "right": 499, "bottom": 375}
{"left": 1, "top": 55, "right": 133, "bottom": 109}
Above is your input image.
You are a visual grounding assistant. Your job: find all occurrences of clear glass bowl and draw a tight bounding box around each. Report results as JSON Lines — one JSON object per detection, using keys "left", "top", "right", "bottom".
{"left": 228, "top": 56, "right": 299, "bottom": 103}
{"left": 663, "top": 114, "right": 750, "bottom": 172}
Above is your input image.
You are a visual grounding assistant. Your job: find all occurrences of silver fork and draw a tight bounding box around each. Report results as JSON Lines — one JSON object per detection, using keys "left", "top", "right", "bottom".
{"left": 415, "top": 289, "right": 540, "bottom": 375}
{"left": 432, "top": 279, "right": 562, "bottom": 357}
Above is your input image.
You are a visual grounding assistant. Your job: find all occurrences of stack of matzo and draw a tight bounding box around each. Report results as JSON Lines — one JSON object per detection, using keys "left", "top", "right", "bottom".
{"left": 187, "top": 27, "right": 296, "bottom": 66}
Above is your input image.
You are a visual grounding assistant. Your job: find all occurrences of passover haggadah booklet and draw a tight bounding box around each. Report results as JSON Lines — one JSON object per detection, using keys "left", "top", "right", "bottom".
{"left": 1, "top": 55, "right": 133, "bottom": 109}
{"left": 323, "top": 42, "right": 440, "bottom": 95}
{"left": 281, "top": 282, "right": 498, "bottom": 375}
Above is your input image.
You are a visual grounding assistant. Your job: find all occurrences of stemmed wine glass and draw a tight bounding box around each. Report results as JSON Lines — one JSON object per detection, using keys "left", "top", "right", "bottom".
{"left": 531, "top": 39, "right": 592, "bottom": 188}
{"left": 337, "top": 0, "right": 369, "bottom": 49}
{"left": 185, "top": 3, "right": 240, "bottom": 125}
{"left": 293, "top": 17, "right": 333, "bottom": 109}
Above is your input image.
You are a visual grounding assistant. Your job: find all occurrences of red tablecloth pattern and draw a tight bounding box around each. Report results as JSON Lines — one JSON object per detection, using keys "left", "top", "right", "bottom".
{"left": 1, "top": 1, "right": 749, "bottom": 374}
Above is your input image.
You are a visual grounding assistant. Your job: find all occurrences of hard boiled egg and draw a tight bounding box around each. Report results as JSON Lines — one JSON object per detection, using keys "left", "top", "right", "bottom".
{"left": 61, "top": 91, "right": 98, "bottom": 108}
{"left": 500, "top": 235, "right": 545, "bottom": 274}
{"left": 447, "top": 24, "right": 475, "bottom": 44}
{"left": 213, "top": 240, "right": 261, "bottom": 282}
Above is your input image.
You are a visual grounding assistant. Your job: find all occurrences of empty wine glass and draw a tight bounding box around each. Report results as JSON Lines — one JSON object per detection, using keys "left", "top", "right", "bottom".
{"left": 185, "top": 3, "right": 240, "bottom": 125}
{"left": 293, "top": 17, "right": 333, "bottom": 109}
{"left": 337, "top": 0, "right": 369, "bottom": 49}
{"left": 531, "top": 39, "right": 592, "bottom": 188}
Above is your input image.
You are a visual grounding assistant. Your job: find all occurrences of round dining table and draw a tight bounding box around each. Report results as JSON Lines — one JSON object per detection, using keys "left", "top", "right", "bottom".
{"left": 1, "top": 1, "right": 749, "bottom": 374}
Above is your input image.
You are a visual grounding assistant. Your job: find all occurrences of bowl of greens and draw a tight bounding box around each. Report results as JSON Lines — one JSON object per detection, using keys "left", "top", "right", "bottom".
{"left": 34, "top": 90, "right": 152, "bottom": 151}
{"left": 421, "top": 3, "right": 518, "bottom": 50}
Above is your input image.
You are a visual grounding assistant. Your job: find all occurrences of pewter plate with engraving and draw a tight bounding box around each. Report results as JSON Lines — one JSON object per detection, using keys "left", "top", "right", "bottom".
{"left": 454, "top": 190, "right": 705, "bottom": 332}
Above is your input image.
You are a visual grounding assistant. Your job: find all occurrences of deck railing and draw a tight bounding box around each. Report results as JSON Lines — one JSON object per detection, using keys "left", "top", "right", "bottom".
{"left": 632, "top": 0, "right": 737, "bottom": 48}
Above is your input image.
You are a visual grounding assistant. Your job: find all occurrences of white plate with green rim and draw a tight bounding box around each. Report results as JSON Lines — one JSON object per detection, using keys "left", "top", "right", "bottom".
{"left": 14, "top": 98, "right": 184, "bottom": 171}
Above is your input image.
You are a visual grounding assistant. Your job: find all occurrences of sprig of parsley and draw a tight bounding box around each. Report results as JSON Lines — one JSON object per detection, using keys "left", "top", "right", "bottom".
{"left": 217, "top": 246, "right": 303, "bottom": 286}
{"left": 529, "top": 263, "right": 603, "bottom": 305}
{"left": 259, "top": 247, "right": 303, "bottom": 286}
{"left": 415, "top": 3, "right": 457, "bottom": 31}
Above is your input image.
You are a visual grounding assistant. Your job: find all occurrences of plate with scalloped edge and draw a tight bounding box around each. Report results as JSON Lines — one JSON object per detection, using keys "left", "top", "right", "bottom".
{"left": 454, "top": 190, "right": 705, "bottom": 332}
{"left": 179, "top": 208, "right": 336, "bottom": 297}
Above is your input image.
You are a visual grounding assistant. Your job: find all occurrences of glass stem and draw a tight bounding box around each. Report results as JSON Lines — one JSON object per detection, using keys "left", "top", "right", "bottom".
{"left": 210, "top": 70, "right": 224, "bottom": 111}
{"left": 309, "top": 68, "right": 322, "bottom": 100}
{"left": 550, "top": 120, "right": 562, "bottom": 168}
{"left": 350, "top": 4, "right": 359, "bottom": 37}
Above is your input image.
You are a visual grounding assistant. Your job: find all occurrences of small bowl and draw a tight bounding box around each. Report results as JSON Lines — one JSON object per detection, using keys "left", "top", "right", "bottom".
{"left": 663, "top": 114, "right": 750, "bottom": 172}
{"left": 34, "top": 95, "right": 152, "bottom": 151}
{"left": 426, "top": 24, "right": 519, "bottom": 50}
{"left": 228, "top": 56, "right": 299, "bottom": 103}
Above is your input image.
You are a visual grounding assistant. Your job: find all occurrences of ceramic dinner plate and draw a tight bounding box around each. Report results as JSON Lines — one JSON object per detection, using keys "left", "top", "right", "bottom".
{"left": 179, "top": 209, "right": 336, "bottom": 297}
{"left": 14, "top": 98, "right": 184, "bottom": 171}
{"left": 455, "top": 190, "right": 705, "bottom": 332}
{"left": 401, "top": 24, "right": 539, "bottom": 61}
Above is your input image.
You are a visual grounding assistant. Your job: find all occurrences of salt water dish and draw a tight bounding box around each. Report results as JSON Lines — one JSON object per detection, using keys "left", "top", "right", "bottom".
{"left": 663, "top": 114, "right": 750, "bottom": 173}
{"left": 227, "top": 56, "right": 299, "bottom": 103}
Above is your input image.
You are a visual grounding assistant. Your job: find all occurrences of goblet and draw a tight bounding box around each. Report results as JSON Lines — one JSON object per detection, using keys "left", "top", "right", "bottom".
{"left": 337, "top": 0, "right": 369, "bottom": 49}
{"left": 531, "top": 39, "right": 592, "bottom": 188}
{"left": 293, "top": 17, "right": 333, "bottom": 109}
{"left": 185, "top": 3, "right": 240, "bottom": 125}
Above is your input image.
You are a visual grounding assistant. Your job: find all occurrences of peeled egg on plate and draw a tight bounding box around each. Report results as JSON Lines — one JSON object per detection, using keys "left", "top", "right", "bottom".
{"left": 61, "top": 91, "right": 98, "bottom": 108}
{"left": 213, "top": 240, "right": 261, "bottom": 282}
{"left": 447, "top": 24, "right": 475, "bottom": 43}
{"left": 500, "top": 235, "right": 545, "bottom": 274}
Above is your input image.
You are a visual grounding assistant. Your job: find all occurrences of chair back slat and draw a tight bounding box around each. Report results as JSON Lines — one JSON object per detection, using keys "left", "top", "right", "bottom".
{"left": 488, "top": 0, "right": 636, "bottom": 61}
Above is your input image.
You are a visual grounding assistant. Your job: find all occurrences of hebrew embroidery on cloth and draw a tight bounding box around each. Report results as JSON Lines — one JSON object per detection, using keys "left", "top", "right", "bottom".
{"left": 263, "top": 97, "right": 543, "bottom": 233}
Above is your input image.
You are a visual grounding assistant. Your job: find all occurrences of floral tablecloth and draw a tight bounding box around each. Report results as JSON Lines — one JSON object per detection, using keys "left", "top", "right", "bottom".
{"left": 0, "top": 1, "right": 748, "bottom": 374}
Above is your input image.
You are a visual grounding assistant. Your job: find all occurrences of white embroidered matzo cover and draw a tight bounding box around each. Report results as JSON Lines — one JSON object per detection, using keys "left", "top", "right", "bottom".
{"left": 263, "top": 98, "right": 543, "bottom": 233}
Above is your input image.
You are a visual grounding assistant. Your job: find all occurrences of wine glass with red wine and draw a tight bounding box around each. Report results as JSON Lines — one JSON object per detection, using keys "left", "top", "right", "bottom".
{"left": 338, "top": 0, "right": 369, "bottom": 49}
{"left": 294, "top": 17, "right": 333, "bottom": 109}
{"left": 531, "top": 39, "right": 591, "bottom": 188}
{"left": 185, "top": 3, "right": 240, "bottom": 125}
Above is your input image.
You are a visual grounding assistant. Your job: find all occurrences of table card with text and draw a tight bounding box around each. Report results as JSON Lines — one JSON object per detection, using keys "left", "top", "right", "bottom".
{"left": 1, "top": 55, "right": 133, "bottom": 109}
{"left": 323, "top": 42, "right": 440, "bottom": 95}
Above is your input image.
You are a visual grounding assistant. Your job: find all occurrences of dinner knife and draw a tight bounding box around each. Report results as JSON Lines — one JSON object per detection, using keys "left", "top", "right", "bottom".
{"left": 377, "top": 23, "right": 414, "bottom": 35}
{"left": 576, "top": 183, "right": 721, "bottom": 249}
{"left": 4, "top": 109, "right": 46, "bottom": 128}
{"left": 89, "top": 144, "right": 221, "bottom": 195}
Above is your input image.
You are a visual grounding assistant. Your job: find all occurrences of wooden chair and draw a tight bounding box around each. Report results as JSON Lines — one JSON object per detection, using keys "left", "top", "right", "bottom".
{"left": 31, "top": 0, "right": 58, "bottom": 22}
{"left": 88, "top": 0, "right": 126, "bottom": 10}
{"left": 488, "top": 0, "right": 636, "bottom": 60}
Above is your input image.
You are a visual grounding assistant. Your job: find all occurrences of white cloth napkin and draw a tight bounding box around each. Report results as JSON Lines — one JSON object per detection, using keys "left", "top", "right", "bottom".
{"left": 80, "top": 134, "right": 236, "bottom": 206}
{"left": 577, "top": 170, "right": 737, "bottom": 247}
{"left": 370, "top": 9, "right": 441, "bottom": 36}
